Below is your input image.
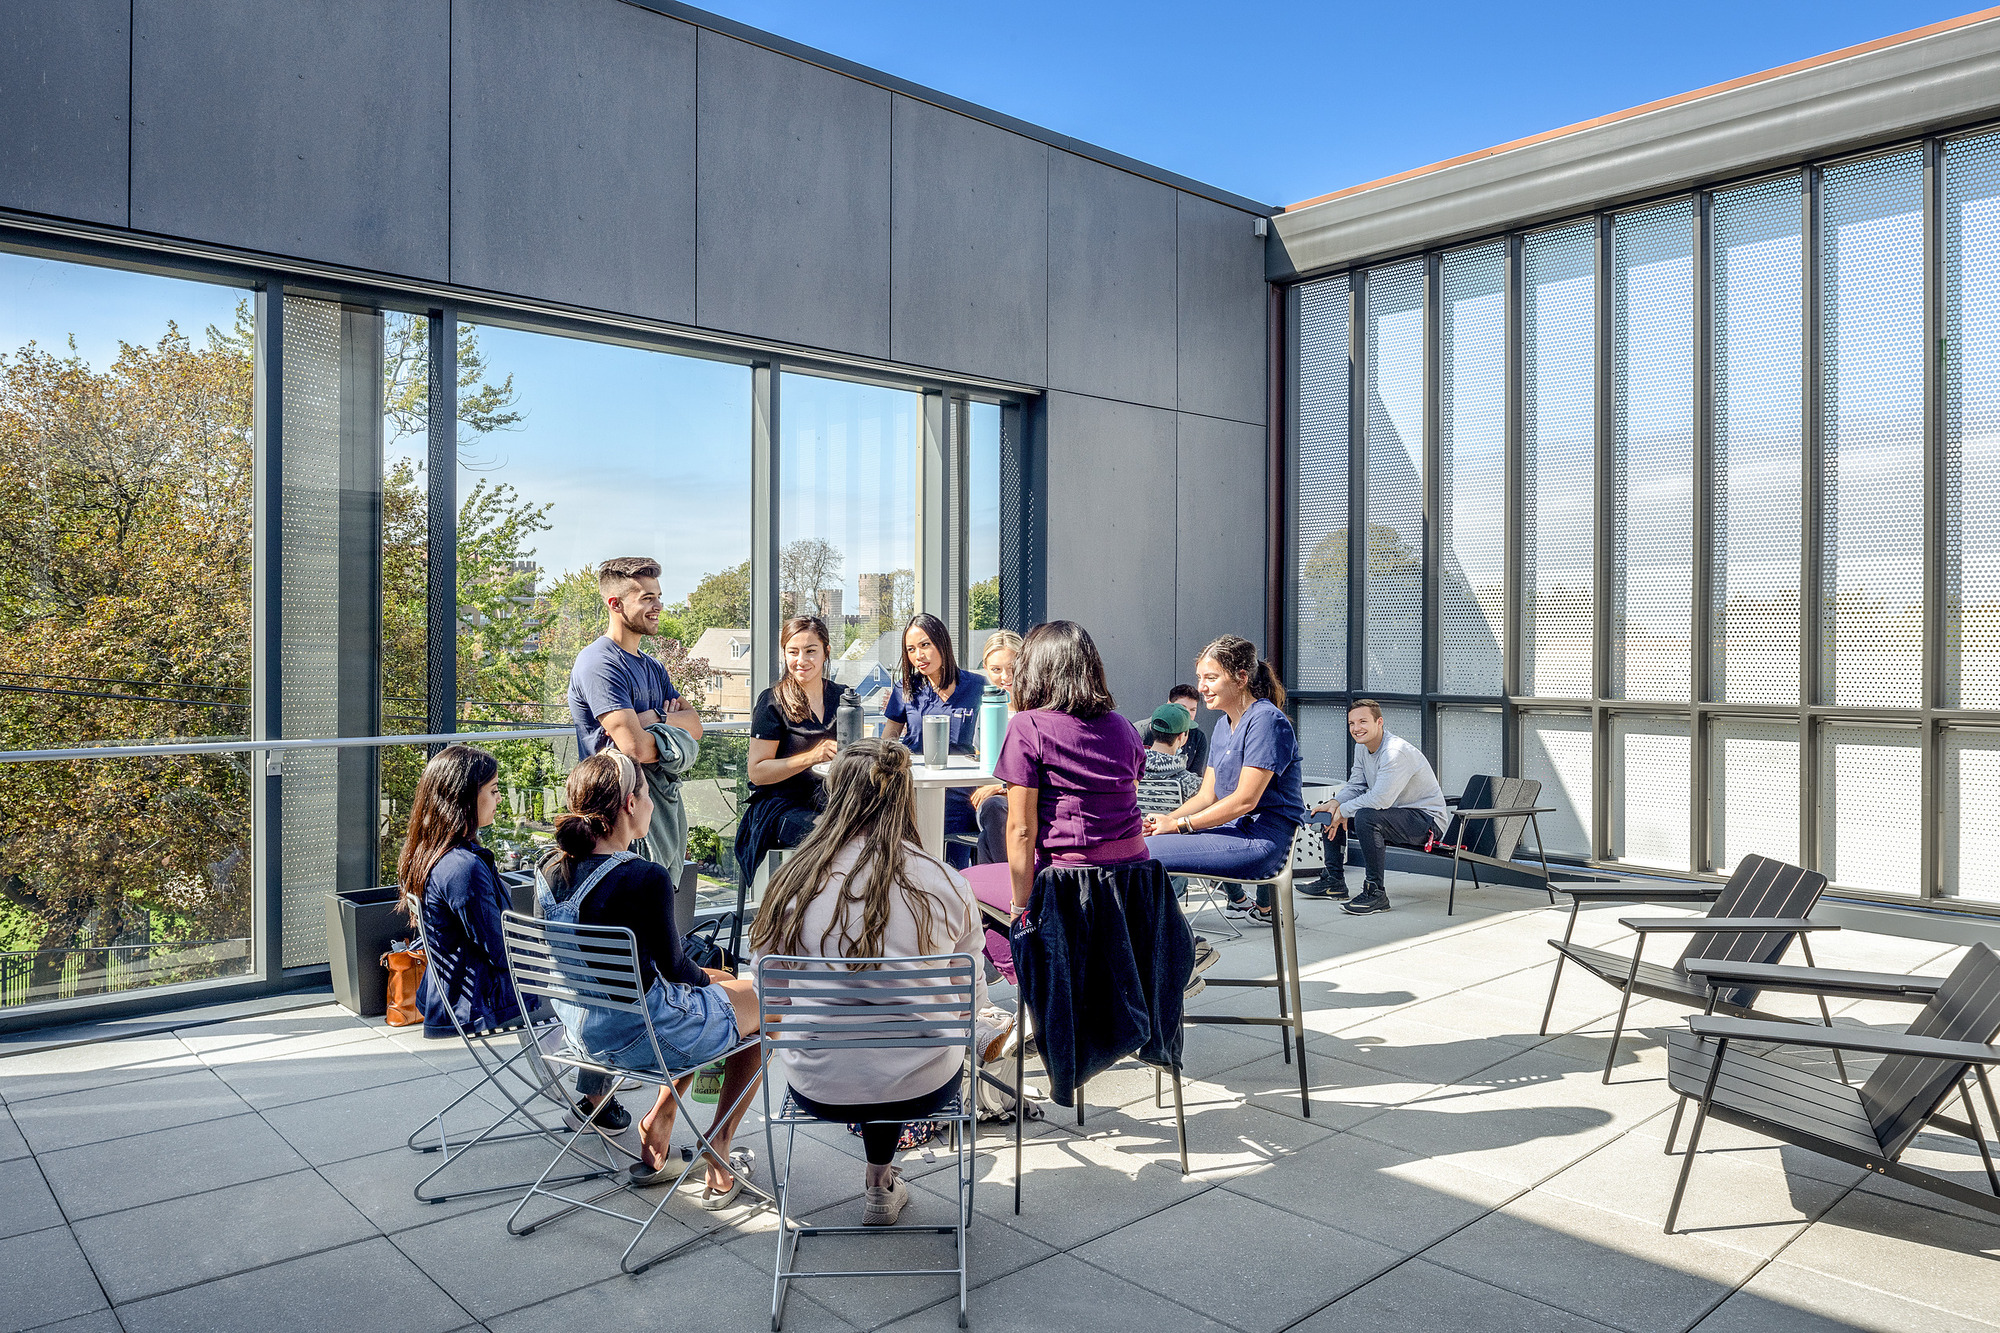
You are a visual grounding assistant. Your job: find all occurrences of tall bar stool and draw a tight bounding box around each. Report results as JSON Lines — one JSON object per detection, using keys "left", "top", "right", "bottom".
{"left": 1180, "top": 831, "right": 1313, "bottom": 1116}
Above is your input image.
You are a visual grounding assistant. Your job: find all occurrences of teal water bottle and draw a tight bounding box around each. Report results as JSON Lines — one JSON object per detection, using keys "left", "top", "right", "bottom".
{"left": 979, "top": 684, "right": 1009, "bottom": 771}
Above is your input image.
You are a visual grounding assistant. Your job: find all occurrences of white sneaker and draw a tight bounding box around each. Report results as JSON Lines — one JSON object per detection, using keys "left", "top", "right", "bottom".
{"left": 862, "top": 1170, "right": 910, "bottom": 1226}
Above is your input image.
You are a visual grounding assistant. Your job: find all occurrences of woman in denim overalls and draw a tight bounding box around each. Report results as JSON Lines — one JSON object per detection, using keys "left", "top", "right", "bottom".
{"left": 538, "top": 750, "right": 763, "bottom": 1208}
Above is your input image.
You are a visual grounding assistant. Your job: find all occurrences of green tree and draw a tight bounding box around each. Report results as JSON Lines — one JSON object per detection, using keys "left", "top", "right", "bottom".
{"left": 683, "top": 559, "right": 751, "bottom": 639}
{"left": 970, "top": 575, "right": 1000, "bottom": 631}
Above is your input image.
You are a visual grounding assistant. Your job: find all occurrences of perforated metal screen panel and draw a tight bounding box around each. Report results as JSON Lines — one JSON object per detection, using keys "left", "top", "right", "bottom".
{"left": 1296, "top": 703, "right": 1350, "bottom": 784}
{"left": 1378, "top": 704, "right": 1423, "bottom": 753}
{"left": 1711, "top": 176, "right": 1804, "bottom": 705}
{"left": 1821, "top": 151, "right": 1926, "bottom": 708}
{"left": 1945, "top": 131, "right": 2000, "bottom": 708}
{"left": 1296, "top": 278, "right": 1349, "bottom": 692}
{"left": 1522, "top": 225, "right": 1597, "bottom": 698}
{"left": 1942, "top": 728, "right": 2000, "bottom": 901}
{"left": 1364, "top": 261, "right": 1425, "bottom": 693}
{"left": 279, "top": 297, "right": 344, "bottom": 968}
{"left": 1441, "top": 244, "right": 1506, "bottom": 696}
{"left": 1818, "top": 723, "right": 1922, "bottom": 895}
{"left": 1609, "top": 201, "right": 1694, "bottom": 703}
{"left": 1520, "top": 712, "right": 1593, "bottom": 856}
{"left": 1707, "top": 718, "right": 1801, "bottom": 872}
{"left": 1609, "top": 714, "right": 1690, "bottom": 869}
{"left": 1437, "top": 707, "right": 1503, "bottom": 799}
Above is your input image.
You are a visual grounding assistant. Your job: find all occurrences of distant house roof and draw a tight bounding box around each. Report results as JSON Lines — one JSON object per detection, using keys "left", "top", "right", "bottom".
{"left": 688, "top": 627, "right": 752, "bottom": 671}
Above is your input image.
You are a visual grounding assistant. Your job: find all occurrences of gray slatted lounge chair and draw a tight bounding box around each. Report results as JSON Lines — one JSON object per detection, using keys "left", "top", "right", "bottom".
{"left": 1541, "top": 854, "right": 1835, "bottom": 1082}
{"left": 1435, "top": 775, "right": 1556, "bottom": 916}
{"left": 1662, "top": 942, "right": 2000, "bottom": 1233}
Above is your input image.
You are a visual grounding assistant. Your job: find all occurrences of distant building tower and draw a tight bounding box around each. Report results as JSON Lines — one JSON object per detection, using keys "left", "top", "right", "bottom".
{"left": 815, "top": 588, "right": 842, "bottom": 621}
{"left": 857, "top": 572, "right": 891, "bottom": 623}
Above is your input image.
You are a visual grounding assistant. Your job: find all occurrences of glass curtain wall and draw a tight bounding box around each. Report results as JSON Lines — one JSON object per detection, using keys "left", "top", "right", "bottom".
{"left": 1288, "top": 123, "right": 2000, "bottom": 906}
{"left": 0, "top": 253, "right": 257, "bottom": 1005}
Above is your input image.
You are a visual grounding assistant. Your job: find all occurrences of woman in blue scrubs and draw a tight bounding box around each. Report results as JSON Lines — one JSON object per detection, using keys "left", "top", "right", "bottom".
{"left": 880, "top": 612, "right": 987, "bottom": 867}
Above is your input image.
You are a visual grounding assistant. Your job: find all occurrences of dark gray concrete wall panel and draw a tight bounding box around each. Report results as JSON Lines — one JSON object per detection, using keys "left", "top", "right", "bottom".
{"left": 1174, "top": 413, "right": 1267, "bottom": 677}
{"left": 1043, "top": 392, "right": 1178, "bottom": 709}
{"left": 695, "top": 31, "right": 890, "bottom": 357}
{"left": 1270, "top": 14, "right": 2000, "bottom": 279}
{"left": 890, "top": 96, "right": 1048, "bottom": 386}
{"left": 131, "top": 0, "right": 448, "bottom": 278}
{"left": 0, "top": 0, "right": 129, "bottom": 226}
{"left": 1177, "top": 195, "right": 1267, "bottom": 426}
{"left": 1045, "top": 152, "right": 1177, "bottom": 408}
{"left": 451, "top": 0, "right": 696, "bottom": 321}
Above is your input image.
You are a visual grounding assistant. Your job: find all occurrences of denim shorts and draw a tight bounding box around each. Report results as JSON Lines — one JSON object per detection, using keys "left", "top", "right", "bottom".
{"left": 600, "top": 979, "right": 740, "bottom": 1074}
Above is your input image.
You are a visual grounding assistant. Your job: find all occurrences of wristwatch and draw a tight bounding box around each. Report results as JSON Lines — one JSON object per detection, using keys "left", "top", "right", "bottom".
{"left": 1177, "top": 816, "right": 1194, "bottom": 835}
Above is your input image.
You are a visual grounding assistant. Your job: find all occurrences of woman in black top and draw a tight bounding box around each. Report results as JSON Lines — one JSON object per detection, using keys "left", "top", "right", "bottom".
{"left": 541, "top": 750, "right": 763, "bottom": 1206}
{"left": 733, "top": 615, "right": 843, "bottom": 890}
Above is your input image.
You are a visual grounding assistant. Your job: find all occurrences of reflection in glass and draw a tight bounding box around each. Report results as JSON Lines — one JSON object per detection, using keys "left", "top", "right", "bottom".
{"left": 1609, "top": 201, "right": 1694, "bottom": 703}
{"left": 1364, "top": 261, "right": 1425, "bottom": 693}
{"left": 1522, "top": 225, "right": 1597, "bottom": 698}
{"left": 1711, "top": 177, "right": 1803, "bottom": 705}
{"left": 779, "top": 373, "right": 920, "bottom": 687}
{"left": 1821, "top": 151, "right": 1925, "bottom": 707}
{"left": 967, "top": 402, "right": 1002, "bottom": 661}
{"left": 1440, "top": 244, "right": 1506, "bottom": 696}
{"left": 0, "top": 252, "right": 255, "bottom": 1006}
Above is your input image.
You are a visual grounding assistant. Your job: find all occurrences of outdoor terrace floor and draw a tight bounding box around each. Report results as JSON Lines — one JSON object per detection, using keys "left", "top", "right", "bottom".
{"left": 1, "top": 870, "right": 1995, "bottom": 1333}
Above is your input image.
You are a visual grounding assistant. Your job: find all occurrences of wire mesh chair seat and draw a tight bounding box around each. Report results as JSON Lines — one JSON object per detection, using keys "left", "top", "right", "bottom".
{"left": 757, "top": 952, "right": 981, "bottom": 1331}
{"left": 499, "top": 910, "right": 770, "bottom": 1275}
{"left": 402, "top": 919, "right": 629, "bottom": 1204}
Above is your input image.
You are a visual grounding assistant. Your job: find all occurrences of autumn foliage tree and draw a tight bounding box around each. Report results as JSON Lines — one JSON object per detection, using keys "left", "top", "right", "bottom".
{"left": 0, "top": 324, "right": 256, "bottom": 995}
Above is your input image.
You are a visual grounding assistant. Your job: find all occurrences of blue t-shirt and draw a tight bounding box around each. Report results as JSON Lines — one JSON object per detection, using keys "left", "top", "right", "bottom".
{"left": 1210, "top": 698, "right": 1304, "bottom": 829}
{"left": 567, "top": 635, "right": 680, "bottom": 758}
{"left": 884, "top": 668, "right": 988, "bottom": 756}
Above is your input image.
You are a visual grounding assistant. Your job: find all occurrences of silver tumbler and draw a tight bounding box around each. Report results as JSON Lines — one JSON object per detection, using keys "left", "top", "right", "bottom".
{"left": 922, "top": 713, "right": 950, "bottom": 768}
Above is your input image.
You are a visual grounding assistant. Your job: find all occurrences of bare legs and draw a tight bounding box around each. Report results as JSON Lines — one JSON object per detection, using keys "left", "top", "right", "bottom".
{"left": 635, "top": 971, "right": 764, "bottom": 1191}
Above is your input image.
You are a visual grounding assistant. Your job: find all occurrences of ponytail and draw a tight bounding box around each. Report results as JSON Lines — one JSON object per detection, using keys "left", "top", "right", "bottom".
{"left": 539, "top": 750, "right": 640, "bottom": 889}
{"left": 1197, "top": 634, "right": 1286, "bottom": 710}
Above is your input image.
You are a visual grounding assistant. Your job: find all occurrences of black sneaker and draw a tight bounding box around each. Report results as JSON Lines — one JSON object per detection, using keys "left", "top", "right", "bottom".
{"left": 1341, "top": 883, "right": 1391, "bottom": 915}
{"left": 577, "top": 1094, "right": 631, "bottom": 1132}
{"left": 1296, "top": 867, "right": 1350, "bottom": 900}
{"left": 1219, "top": 891, "right": 1256, "bottom": 920}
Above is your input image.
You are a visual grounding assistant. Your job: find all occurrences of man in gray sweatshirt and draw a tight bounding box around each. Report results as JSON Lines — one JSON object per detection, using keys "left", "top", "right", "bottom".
{"left": 1303, "top": 699, "right": 1448, "bottom": 915}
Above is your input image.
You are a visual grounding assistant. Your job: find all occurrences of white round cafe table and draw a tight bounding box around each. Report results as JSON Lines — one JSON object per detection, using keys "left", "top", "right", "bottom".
{"left": 812, "top": 754, "right": 992, "bottom": 858}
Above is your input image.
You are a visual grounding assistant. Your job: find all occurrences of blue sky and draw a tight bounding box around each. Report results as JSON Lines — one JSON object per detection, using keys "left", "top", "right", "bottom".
{"left": 699, "top": 0, "right": 1976, "bottom": 205}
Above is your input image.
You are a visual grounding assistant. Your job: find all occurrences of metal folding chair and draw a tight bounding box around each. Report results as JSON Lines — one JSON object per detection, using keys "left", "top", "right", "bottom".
{"left": 499, "top": 910, "right": 770, "bottom": 1274}
{"left": 402, "top": 919, "right": 629, "bottom": 1204}
{"left": 757, "top": 952, "right": 981, "bottom": 1331}
{"left": 1136, "top": 775, "right": 1241, "bottom": 939}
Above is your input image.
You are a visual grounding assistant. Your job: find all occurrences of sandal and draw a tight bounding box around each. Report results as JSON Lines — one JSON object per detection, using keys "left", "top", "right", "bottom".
{"left": 700, "top": 1154, "right": 753, "bottom": 1210}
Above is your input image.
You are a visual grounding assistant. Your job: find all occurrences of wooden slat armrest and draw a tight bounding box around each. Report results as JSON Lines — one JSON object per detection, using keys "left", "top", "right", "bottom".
{"left": 1562, "top": 886, "right": 1720, "bottom": 903}
{"left": 1452, "top": 806, "right": 1557, "bottom": 818}
{"left": 1619, "top": 916, "right": 1840, "bottom": 934}
{"left": 1688, "top": 1014, "right": 2000, "bottom": 1064}
{"left": 1683, "top": 957, "right": 1947, "bottom": 1000}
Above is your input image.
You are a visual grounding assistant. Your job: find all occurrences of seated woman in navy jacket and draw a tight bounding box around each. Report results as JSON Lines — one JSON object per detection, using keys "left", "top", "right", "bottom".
{"left": 398, "top": 744, "right": 626, "bottom": 1130}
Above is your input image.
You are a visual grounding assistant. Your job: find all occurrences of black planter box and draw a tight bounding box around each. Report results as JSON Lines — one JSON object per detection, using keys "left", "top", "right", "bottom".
{"left": 328, "top": 885, "right": 412, "bottom": 1019}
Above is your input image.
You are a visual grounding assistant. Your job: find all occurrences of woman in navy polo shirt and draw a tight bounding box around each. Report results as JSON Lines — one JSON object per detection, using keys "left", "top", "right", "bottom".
{"left": 1142, "top": 634, "right": 1303, "bottom": 925}
{"left": 881, "top": 612, "right": 987, "bottom": 867}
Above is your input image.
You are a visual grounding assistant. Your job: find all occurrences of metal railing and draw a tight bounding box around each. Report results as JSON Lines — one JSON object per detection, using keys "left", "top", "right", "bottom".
{"left": 0, "top": 938, "right": 252, "bottom": 1008}
{"left": 0, "top": 719, "right": 750, "bottom": 765}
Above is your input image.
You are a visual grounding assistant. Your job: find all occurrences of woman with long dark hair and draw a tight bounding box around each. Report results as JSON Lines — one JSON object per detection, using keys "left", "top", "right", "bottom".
{"left": 1142, "top": 635, "right": 1305, "bottom": 924}
{"left": 402, "top": 744, "right": 625, "bottom": 1127}
{"left": 880, "top": 611, "right": 988, "bottom": 866}
{"left": 749, "top": 740, "right": 1007, "bottom": 1227}
{"left": 539, "top": 750, "right": 763, "bottom": 1205}
{"left": 734, "top": 615, "right": 841, "bottom": 890}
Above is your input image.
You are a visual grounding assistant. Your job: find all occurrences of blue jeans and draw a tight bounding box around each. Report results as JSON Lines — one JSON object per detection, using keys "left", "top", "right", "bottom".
{"left": 1146, "top": 814, "right": 1295, "bottom": 894}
